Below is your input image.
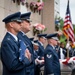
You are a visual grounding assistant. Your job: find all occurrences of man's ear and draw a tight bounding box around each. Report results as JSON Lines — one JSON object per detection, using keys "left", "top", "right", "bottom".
{"left": 9, "top": 22, "right": 14, "bottom": 28}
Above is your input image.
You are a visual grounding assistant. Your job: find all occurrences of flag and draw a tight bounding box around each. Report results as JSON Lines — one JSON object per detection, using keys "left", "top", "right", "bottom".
{"left": 63, "top": 0, "right": 74, "bottom": 42}
{"left": 19, "top": 40, "right": 27, "bottom": 62}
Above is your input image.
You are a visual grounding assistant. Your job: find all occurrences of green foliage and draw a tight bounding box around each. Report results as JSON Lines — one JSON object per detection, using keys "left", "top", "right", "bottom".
{"left": 59, "top": 35, "right": 66, "bottom": 42}
{"left": 59, "top": 18, "right": 64, "bottom": 29}
{"left": 73, "top": 25, "right": 75, "bottom": 33}
{"left": 55, "top": 17, "right": 66, "bottom": 45}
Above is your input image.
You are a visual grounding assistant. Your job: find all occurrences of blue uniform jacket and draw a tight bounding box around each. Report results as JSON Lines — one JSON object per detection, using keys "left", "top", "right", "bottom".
{"left": 1, "top": 32, "right": 30, "bottom": 75}
{"left": 44, "top": 44, "right": 61, "bottom": 75}
{"left": 38, "top": 42, "right": 44, "bottom": 59}
{"left": 34, "top": 51, "right": 38, "bottom": 59}
{"left": 17, "top": 31, "right": 34, "bottom": 75}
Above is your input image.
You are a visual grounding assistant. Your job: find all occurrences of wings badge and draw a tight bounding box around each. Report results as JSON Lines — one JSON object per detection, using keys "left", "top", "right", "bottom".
{"left": 46, "top": 54, "right": 52, "bottom": 58}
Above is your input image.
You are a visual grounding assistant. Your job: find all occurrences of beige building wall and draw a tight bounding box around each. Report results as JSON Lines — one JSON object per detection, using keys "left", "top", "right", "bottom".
{"left": 42, "top": 0, "right": 60, "bottom": 34}
{"left": 42, "top": 0, "right": 55, "bottom": 34}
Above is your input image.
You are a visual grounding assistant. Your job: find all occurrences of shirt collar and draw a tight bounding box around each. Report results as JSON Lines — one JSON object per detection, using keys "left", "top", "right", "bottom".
{"left": 8, "top": 32, "right": 18, "bottom": 41}
{"left": 20, "top": 31, "right": 26, "bottom": 36}
{"left": 50, "top": 44, "right": 55, "bottom": 49}
{"left": 38, "top": 41, "right": 43, "bottom": 46}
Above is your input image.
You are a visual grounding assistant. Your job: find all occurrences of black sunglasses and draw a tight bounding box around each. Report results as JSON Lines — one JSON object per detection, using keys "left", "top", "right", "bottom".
{"left": 22, "top": 19, "right": 30, "bottom": 23}
{"left": 26, "top": 20, "right": 30, "bottom": 23}
{"left": 15, "top": 21, "right": 22, "bottom": 24}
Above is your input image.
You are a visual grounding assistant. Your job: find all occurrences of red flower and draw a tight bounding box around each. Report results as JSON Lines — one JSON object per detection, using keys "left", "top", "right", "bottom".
{"left": 33, "top": 23, "right": 45, "bottom": 31}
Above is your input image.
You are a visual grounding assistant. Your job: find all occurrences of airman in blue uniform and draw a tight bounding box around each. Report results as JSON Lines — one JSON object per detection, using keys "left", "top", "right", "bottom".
{"left": 35, "top": 34, "right": 46, "bottom": 75}
{"left": 1, "top": 12, "right": 31, "bottom": 75}
{"left": 32, "top": 40, "right": 40, "bottom": 60}
{"left": 37, "top": 34, "right": 47, "bottom": 60}
{"left": 32, "top": 40, "right": 44, "bottom": 75}
{"left": 44, "top": 33, "right": 61, "bottom": 75}
{"left": 17, "top": 12, "right": 34, "bottom": 75}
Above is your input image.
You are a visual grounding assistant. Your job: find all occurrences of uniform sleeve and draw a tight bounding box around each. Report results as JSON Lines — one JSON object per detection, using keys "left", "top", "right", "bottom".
{"left": 1, "top": 40, "right": 30, "bottom": 72}
{"left": 44, "top": 49, "right": 54, "bottom": 75}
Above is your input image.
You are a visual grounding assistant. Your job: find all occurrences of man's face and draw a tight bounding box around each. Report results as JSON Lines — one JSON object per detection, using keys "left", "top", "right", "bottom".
{"left": 21, "top": 20, "right": 31, "bottom": 33}
{"left": 51, "top": 39, "right": 58, "bottom": 46}
{"left": 10, "top": 21, "right": 22, "bottom": 33}
{"left": 33, "top": 45, "right": 39, "bottom": 50}
{"left": 39, "top": 37, "right": 46, "bottom": 44}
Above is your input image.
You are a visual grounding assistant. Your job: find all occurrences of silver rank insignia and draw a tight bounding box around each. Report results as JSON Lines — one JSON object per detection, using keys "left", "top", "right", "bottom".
{"left": 46, "top": 54, "right": 52, "bottom": 58}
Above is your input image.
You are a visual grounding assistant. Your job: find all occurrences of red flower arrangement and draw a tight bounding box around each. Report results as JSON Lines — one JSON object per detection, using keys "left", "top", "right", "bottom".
{"left": 12, "top": 0, "right": 44, "bottom": 14}
{"left": 36, "top": 2, "right": 44, "bottom": 11}
{"left": 33, "top": 23, "right": 47, "bottom": 36}
{"left": 30, "top": 2, "right": 44, "bottom": 14}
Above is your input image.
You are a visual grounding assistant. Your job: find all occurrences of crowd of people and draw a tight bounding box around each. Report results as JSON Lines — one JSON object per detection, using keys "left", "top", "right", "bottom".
{"left": 0, "top": 11, "right": 75, "bottom": 75}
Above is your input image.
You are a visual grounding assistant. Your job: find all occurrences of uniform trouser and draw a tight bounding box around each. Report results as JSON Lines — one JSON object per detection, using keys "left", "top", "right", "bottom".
{"left": 35, "top": 65, "right": 40, "bottom": 75}
{"left": 26, "top": 68, "right": 34, "bottom": 75}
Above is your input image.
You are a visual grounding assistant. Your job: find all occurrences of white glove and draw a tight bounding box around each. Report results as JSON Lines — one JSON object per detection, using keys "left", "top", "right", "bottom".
{"left": 35, "top": 58, "right": 44, "bottom": 65}
{"left": 35, "top": 59, "right": 39, "bottom": 65}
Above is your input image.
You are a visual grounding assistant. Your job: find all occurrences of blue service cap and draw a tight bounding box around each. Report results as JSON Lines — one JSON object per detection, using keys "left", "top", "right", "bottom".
{"left": 33, "top": 40, "right": 38, "bottom": 43}
{"left": 46, "top": 33, "right": 59, "bottom": 41}
{"left": 32, "top": 40, "right": 39, "bottom": 46}
{"left": 21, "top": 12, "right": 32, "bottom": 22}
{"left": 29, "top": 37, "right": 34, "bottom": 42}
{"left": 2, "top": 12, "right": 22, "bottom": 23}
{"left": 37, "top": 34, "right": 47, "bottom": 39}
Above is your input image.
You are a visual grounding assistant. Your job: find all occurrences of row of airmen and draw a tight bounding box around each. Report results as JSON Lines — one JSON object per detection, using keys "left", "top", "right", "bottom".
{"left": 0, "top": 11, "right": 61, "bottom": 75}
{"left": 56, "top": 39, "right": 75, "bottom": 59}
{"left": 32, "top": 33, "right": 75, "bottom": 75}
{"left": 1, "top": 11, "right": 75, "bottom": 75}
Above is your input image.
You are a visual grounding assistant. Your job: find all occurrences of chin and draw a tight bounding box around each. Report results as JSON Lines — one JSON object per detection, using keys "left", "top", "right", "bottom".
{"left": 26, "top": 30, "right": 30, "bottom": 33}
